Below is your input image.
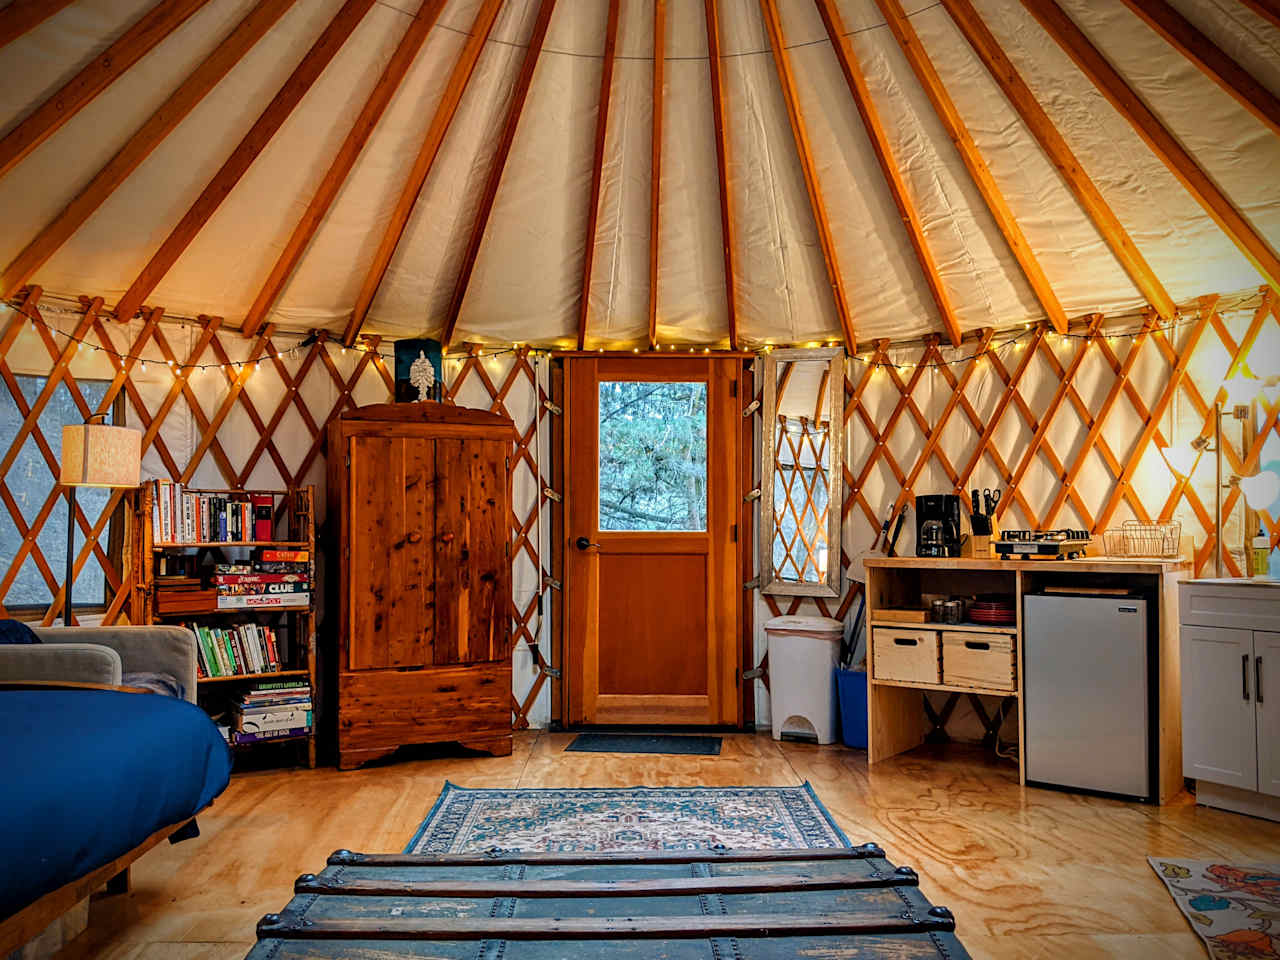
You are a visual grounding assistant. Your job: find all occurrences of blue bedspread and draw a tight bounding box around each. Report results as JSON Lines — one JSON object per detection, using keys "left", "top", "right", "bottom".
{"left": 0, "top": 689, "right": 232, "bottom": 919}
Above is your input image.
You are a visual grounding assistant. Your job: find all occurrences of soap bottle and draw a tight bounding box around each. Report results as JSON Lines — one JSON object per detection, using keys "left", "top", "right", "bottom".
{"left": 1254, "top": 526, "right": 1272, "bottom": 579}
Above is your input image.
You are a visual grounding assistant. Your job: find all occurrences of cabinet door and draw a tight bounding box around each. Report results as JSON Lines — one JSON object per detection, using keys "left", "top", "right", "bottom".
{"left": 434, "top": 438, "right": 510, "bottom": 665}
{"left": 1181, "top": 625, "right": 1257, "bottom": 790}
{"left": 1258, "top": 631, "right": 1280, "bottom": 798}
{"left": 347, "top": 435, "right": 435, "bottom": 670}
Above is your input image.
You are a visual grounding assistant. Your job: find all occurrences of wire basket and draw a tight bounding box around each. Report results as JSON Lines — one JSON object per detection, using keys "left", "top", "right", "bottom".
{"left": 1102, "top": 521, "right": 1182, "bottom": 559}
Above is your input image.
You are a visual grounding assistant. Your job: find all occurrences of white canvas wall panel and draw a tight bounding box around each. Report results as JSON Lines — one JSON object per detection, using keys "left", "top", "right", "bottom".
{"left": 35, "top": 0, "right": 349, "bottom": 316}
{"left": 456, "top": 24, "right": 599, "bottom": 346}
{"left": 1172, "top": 0, "right": 1280, "bottom": 99}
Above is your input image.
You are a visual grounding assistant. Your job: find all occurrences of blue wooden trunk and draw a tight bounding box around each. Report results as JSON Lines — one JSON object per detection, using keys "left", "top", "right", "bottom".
{"left": 247, "top": 847, "right": 969, "bottom": 958}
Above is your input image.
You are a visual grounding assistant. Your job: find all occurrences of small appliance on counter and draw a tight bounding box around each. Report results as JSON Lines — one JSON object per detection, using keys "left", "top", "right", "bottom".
{"left": 994, "top": 529, "right": 1091, "bottom": 560}
{"left": 915, "top": 494, "right": 962, "bottom": 557}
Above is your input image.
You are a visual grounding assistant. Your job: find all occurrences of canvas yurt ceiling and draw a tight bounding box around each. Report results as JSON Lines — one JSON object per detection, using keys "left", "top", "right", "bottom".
{"left": 0, "top": 0, "right": 1276, "bottom": 351}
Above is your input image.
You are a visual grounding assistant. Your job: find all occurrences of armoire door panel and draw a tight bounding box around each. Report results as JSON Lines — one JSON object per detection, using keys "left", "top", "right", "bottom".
{"left": 435, "top": 438, "right": 509, "bottom": 665}
{"left": 347, "top": 435, "right": 435, "bottom": 671}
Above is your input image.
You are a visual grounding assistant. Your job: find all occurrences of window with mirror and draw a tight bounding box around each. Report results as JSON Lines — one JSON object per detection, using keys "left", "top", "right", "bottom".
{"left": 759, "top": 348, "right": 844, "bottom": 597}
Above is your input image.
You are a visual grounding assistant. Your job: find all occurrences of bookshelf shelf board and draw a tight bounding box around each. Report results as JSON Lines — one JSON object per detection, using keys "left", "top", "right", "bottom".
{"left": 870, "top": 677, "right": 1018, "bottom": 698}
{"left": 869, "top": 619, "right": 1015, "bottom": 635}
{"left": 230, "top": 732, "right": 311, "bottom": 748}
{"left": 152, "top": 540, "right": 310, "bottom": 550}
{"left": 198, "top": 669, "right": 310, "bottom": 684}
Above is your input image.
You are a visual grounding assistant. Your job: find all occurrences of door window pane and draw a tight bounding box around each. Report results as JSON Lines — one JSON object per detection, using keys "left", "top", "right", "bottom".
{"left": 598, "top": 381, "right": 707, "bottom": 531}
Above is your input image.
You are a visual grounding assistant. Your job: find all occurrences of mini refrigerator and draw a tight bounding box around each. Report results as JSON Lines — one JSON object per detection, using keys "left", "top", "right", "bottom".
{"left": 1023, "top": 593, "right": 1153, "bottom": 801}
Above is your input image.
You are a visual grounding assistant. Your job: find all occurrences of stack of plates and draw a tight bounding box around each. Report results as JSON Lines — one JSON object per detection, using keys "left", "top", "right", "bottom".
{"left": 968, "top": 595, "right": 1016, "bottom": 626}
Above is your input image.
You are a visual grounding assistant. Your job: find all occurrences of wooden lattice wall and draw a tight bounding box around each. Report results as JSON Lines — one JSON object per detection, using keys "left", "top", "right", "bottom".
{"left": 3, "top": 285, "right": 1277, "bottom": 731}
{"left": 752, "top": 288, "right": 1279, "bottom": 720}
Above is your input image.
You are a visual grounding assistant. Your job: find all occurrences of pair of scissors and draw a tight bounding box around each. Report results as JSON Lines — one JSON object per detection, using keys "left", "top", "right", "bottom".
{"left": 982, "top": 488, "right": 1002, "bottom": 515}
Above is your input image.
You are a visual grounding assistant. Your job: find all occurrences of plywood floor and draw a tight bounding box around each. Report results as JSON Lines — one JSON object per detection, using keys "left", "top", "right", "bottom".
{"left": 54, "top": 731, "right": 1280, "bottom": 960}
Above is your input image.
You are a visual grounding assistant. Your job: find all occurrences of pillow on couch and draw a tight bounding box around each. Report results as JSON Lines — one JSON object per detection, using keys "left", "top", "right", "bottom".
{"left": 122, "top": 671, "right": 185, "bottom": 699}
{"left": 0, "top": 620, "right": 39, "bottom": 644}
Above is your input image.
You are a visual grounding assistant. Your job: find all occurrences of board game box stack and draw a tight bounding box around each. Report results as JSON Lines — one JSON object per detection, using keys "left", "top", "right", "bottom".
{"left": 230, "top": 680, "right": 313, "bottom": 746}
{"left": 215, "top": 549, "right": 310, "bottom": 610}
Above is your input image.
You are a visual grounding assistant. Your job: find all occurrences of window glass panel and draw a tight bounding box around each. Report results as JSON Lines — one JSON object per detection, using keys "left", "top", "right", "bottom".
{"left": 2, "top": 377, "right": 113, "bottom": 608}
{"left": 598, "top": 380, "right": 707, "bottom": 531}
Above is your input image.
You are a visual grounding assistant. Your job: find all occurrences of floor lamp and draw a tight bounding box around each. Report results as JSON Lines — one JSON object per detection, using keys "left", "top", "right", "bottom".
{"left": 59, "top": 418, "right": 142, "bottom": 626}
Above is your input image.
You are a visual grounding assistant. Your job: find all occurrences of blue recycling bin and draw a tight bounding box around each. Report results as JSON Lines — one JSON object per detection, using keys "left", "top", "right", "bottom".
{"left": 835, "top": 667, "right": 868, "bottom": 749}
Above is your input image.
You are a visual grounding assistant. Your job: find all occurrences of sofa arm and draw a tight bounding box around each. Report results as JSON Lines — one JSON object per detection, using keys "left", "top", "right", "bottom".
{"left": 32, "top": 626, "right": 198, "bottom": 702}
{"left": 0, "top": 643, "right": 123, "bottom": 687}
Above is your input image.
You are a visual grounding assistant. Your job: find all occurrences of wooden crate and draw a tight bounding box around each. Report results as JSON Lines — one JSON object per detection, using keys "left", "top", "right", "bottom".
{"left": 246, "top": 847, "right": 968, "bottom": 958}
{"left": 941, "top": 631, "right": 1017, "bottom": 691}
{"left": 871, "top": 627, "right": 941, "bottom": 684}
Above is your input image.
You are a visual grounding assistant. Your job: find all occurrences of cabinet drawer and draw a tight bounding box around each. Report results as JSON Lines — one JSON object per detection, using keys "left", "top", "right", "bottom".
{"left": 942, "top": 631, "right": 1016, "bottom": 691}
{"left": 872, "top": 628, "right": 941, "bottom": 684}
{"left": 1180, "top": 583, "right": 1280, "bottom": 631}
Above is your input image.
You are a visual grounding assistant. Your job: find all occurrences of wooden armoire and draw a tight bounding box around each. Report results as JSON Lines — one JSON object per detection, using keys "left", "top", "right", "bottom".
{"left": 327, "top": 402, "right": 515, "bottom": 769}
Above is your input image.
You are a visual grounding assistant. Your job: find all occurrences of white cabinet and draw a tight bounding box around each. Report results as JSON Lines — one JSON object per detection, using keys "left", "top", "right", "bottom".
{"left": 1181, "top": 624, "right": 1257, "bottom": 790}
{"left": 1180, "top": 582, "right": 1280, "bottom": 816}
{"left": 1259, "top": 631, "right": 1280, "bottom": 798}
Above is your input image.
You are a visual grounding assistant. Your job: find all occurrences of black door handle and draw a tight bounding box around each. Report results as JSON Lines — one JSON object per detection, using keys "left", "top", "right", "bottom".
{"left": 1244, "top": 654, "right": 1251, "bottom": 702}
{"left": 1258, "top": 656, "right": 1264, "bottom": 705}
{"left": 575, "top": 536, "right": 600, "bottom": 551}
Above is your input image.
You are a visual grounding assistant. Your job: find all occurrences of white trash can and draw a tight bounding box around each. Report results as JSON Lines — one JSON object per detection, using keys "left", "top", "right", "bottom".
{"left": 765, "top": 615, "right": 843, "bottom": 744}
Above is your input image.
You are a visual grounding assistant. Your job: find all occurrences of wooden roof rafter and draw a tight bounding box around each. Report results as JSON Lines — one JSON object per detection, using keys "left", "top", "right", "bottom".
{"left": 704, "top": 0, "right": 738, "bottom": 350}
{"left": 939, "top": 0, "right": 1177, "bottom": 320}
{"left": 1115, "top": 0, "right": 1280, "bottom": 137}
{"left": 438, "top": 0, "right": 560, "bottom": 351}
{"left": 1021, "top": 0, "right": 1280, "bottom": 296}
{"left": 341, "top": 0, "right": 506, "bottom": 347}
{"left": 871, "top": 0, "right": 1068, "bottom": 335}
{"left": 112, "top": 0, "right": 377, "bottom": 324}
{"left": 0, "top": 0, "right": 298, "bottom": 302}
{"left": 241, "top": 0, "right": 448, "bottom": 339}
{"left": 0, "top": 0, "right": 78, "bottom": 51}
{"left": 1238, "top": 0, "right": 1280, "bottom": 31}
{"left": 757, "top": 0, "right": 857, "bottom": 352}
{"left": 576, "top": 0, "right": 621, "bottom": 350}
{"left": 814, "top": 0, "right": 962, "bottom": 347}
{"left": 648, "top": 0, "right": 666, "bottom": 350}
{"left": 0, "top": 0, "right": 212, "bottom": 181}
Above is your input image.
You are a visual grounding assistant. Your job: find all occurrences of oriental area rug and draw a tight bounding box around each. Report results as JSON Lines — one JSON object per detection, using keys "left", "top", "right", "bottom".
{"left": 1150, "top": 858, "right": 1280, "bottom": 959}
{"left": 405, "top": 783, "right": 851, "bottom": 854}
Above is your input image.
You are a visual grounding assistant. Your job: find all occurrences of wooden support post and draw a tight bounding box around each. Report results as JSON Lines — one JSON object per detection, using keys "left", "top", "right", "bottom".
{"left": 704, "top": 0, "right": 738, "bottom": 350}
{"left": 0, "top": 0, "right": 77, "bottom": 50}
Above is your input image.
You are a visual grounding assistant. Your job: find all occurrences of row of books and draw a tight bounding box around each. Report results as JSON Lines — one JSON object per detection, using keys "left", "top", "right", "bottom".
{"left": 190, "top": 621, "right": 289, "bottom": 678}
{"left": 215, "top": 554, "right": 310, "bottom": 609}
{"left": 232, "top": 681, "right": 312, "bottom": 745}
{"left": 151, "top": 480, "right": 273, "bottom": 544}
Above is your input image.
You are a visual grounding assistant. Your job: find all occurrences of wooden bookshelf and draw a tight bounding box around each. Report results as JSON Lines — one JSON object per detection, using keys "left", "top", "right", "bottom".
{"left": 131, "top": 485, "right": 317, "bottom": 769}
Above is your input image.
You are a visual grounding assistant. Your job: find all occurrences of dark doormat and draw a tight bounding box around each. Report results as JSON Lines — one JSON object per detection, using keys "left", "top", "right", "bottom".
{"left": 565, "top": 733, "right": 722, "bottom": 756}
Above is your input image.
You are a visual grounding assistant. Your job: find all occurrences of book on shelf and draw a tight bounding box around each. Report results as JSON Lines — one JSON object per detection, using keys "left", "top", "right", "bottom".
{"left": 189, "top": 622, "right": 286, "bottom": 678}
{"left": 231, "top": 679, "right": 313, "bottom": 744}
{"left": 150, "top": 480, "right": 262, "bottom": 544}
{"left": 233, "top": 726, "right": 309, "bottom": 744}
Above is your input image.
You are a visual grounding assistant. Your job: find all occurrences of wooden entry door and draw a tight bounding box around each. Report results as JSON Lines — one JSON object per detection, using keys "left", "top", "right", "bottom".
{"left": 565, "top": 357, "right": 741, "bottom": 725}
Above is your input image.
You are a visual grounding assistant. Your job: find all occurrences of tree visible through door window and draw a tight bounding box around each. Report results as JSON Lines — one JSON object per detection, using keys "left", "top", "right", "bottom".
{"left": 0, "top": 376, "right": 114, "bottom": 610}
{"left": 598, "top": 381, "right": 707, "bottom": 531}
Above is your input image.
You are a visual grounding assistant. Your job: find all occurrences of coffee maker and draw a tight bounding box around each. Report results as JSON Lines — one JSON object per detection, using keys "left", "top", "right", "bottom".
{"left": 915, "top": 494, "right": 962, "bottom": 557}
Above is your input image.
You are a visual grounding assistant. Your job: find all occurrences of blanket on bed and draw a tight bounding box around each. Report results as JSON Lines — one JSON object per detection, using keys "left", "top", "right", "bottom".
{"left": 0, "top": 688, "right": 232, "bottom": 919}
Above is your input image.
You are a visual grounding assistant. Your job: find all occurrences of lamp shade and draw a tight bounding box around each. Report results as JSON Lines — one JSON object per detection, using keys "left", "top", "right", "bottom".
{"left": 60, "top": 424, "right": 142, "bottom": 487}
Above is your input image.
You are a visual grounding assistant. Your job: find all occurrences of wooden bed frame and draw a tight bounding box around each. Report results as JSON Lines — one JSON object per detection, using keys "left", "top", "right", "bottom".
{"left": 0, "top": 681, "right": 211, "bottom": 956}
